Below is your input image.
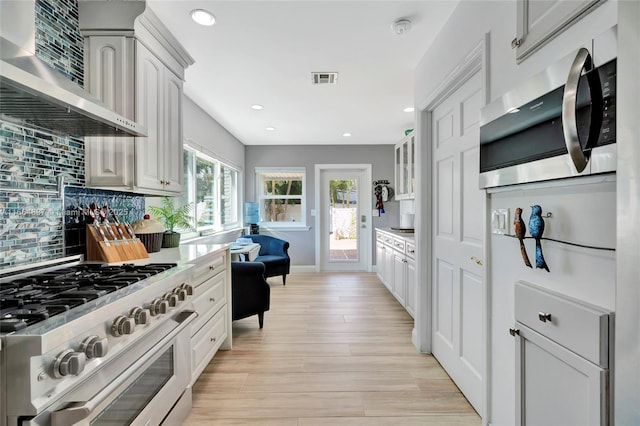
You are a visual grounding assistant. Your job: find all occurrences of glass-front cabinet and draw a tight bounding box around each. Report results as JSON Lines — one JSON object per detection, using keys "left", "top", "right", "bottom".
{"left": 394, "top": 130, "right": 415, "bottom": 200}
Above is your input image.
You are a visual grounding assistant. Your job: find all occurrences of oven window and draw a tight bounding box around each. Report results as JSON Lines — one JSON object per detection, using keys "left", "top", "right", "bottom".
{"left": 91, "top": 346, "right": 174, "bottom": 425}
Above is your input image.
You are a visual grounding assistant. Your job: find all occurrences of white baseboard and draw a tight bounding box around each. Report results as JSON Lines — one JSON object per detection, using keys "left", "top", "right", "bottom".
{"left": 290, "top": 265, "right": 316, "bottom": 273}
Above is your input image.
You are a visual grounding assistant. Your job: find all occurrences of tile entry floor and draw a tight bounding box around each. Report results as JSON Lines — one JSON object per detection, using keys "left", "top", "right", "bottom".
{"left": 184, "top": 272, "right": 480, "bottom": 425}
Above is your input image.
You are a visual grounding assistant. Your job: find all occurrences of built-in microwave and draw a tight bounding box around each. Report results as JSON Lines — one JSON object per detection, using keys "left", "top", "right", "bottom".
{"left": 479, "top": 38, "right": 616, "bottom": 189}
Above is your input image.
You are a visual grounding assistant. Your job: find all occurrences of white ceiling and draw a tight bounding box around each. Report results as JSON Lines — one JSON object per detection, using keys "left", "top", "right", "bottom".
{"left": 147, "top": 1, "right": 459, "bottom": 146}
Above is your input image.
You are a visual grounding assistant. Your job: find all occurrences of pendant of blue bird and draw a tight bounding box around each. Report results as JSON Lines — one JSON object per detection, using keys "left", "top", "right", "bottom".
{"left": 528, "top": 205, "right": 550, "bottom": 272}
{"left": 514, "top": 207, "right": 532, "bottom": 268}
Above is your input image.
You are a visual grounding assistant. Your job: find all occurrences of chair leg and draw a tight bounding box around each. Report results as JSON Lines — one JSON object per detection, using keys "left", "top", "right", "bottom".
{"left": 282, "top": 274, "right": 286, "bottom": 285}
{"left": 258, "top": 312, "right": 264, "bottom": 329}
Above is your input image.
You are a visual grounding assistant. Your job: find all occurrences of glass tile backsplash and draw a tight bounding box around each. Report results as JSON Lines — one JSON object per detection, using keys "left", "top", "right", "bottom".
{"left": 35, "top": 0, "right": 85, "bottom": 86}
{"left": 0, "top": 122, "right": 85, "bottom": 191}
{"left": 0, "top": 192, "right": 64, "bottom": 266}
{"left": 0, "top": 0, "right": 144, "bottom": 269}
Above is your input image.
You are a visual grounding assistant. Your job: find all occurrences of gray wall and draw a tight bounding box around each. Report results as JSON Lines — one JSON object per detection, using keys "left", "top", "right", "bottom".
{"left": 183, "top": 96, "right": 245, "bottom": 170}
{"left": 245, "top": 145, "right": 397, "bottom": 267}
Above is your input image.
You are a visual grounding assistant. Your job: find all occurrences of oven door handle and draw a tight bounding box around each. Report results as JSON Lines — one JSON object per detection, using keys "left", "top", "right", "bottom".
{"left": 562, "top": 47, "right": 602, "bottom": 173}
{"left": 50, "top": 310, "right": 197, "bottom": 426}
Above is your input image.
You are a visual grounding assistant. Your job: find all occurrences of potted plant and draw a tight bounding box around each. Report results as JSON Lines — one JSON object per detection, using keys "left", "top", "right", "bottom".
{"left": 148, "top": 196, "right": 194, "bottom": 248}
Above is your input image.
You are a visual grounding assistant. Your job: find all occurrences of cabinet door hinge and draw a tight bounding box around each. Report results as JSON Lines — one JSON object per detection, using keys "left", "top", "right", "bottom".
{"left": 511, "top": 37, "right": 523, "bottom": 49}
{"left": 509, "top": 328, "right": 520, "bottom": 337}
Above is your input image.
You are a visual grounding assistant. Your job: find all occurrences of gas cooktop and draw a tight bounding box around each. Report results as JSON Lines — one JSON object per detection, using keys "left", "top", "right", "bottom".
{"left": 0, "top": 263, "right": 177, "bottom": 332}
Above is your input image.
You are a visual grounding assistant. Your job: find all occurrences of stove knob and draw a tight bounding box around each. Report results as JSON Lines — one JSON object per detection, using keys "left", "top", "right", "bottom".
{"left": 180, "top": 283, "right": 194, "bottom": 295}
{"left": 80, "top": 335, "right": 109, "bottom": 359}
{"left": 111, "top": 315, "right": 136, "bottom": 337}
{"left": 173, "top": 287, "right": 188, "bottom": 301}
{"left": 130, "top": 307, "right": 151, "bottom": 325}
{"left": 52, "top": 349, "right": 86, "bottom": 378}
{"left": 163, "top": 292, "right": 179, "bottom": 307}
{"left": 149, "top": 298, "right": 169, "bottom": 316}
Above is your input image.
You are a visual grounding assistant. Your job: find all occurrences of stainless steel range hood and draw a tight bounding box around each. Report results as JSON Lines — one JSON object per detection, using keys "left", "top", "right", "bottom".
{"left": 0, "top": 36, "right": 146, "bottom": 137}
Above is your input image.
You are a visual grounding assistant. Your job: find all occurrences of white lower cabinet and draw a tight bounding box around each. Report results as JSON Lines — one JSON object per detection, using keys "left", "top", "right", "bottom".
{"left": 405, "top": 256, "right": 416, "bottom": 317}
{"left": 376, "top": 229, "right": 416, "bottom": 318}
{"left": 189, "top": 248, "right": 232, "bottom": 385}
{"left": 392, "top": 252, "right": 406, "bottom": 306}
{"left": 512, "top": 281, "right": 611, "bottom": 425}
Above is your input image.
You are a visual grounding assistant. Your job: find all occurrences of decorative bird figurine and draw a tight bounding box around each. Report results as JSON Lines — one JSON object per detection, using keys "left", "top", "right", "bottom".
{"left": 514, "top": 208, "right": 532, "bottom": 268}
{"left": 529, "top": 205, "right": 550, "bottom": 272}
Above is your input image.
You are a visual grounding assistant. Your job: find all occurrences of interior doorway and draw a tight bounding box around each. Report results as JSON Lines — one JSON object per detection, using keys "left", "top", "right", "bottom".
{"left": 315, "top": 165, "right": 372, "bottom": 272}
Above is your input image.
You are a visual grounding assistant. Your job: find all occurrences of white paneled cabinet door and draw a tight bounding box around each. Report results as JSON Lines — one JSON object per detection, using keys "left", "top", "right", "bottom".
{"left": 392, "top": 251, "right": 406, "bottom": 306}
{"left": 514, "top": 0, "right": 604, "bottom": 62}
{"left": 84, "top": 36, "right": 135, "bottom": 188}
{"left": 431, "top": 71, "right": 484, "bottom": 414}
{"left": 405, "top": 257, "right": 416, "bottom": 318}
{"left": 135, "top": 42, "right": 183, "bottom": 194}
{"left": 163, "top": 71, "right": 184, "bottom": 193}
{"left": 515, "top": 325, "right": 607, "bottom": 425}
{"left": 135, "top": 42, "right": 164, "bottom": 192}
{"left": 383, "top": 245, "right": 395, "bottom": 293}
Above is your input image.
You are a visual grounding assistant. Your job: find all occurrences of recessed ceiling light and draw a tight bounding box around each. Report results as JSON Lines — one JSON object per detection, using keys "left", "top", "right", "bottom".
{"left": 403, "top": 107, "right": 415, "bottom": 112}
{"left": 265, "top": 126, "right": 276, "bottom": 131}
{"left": 251, "top": 104, "right": 264, "bottom": 110}
{"left": 190, "top": 9, "right": 216, "bottom": 26}
{"left": 343, "top": 132, "right": 352, "bottom": 137}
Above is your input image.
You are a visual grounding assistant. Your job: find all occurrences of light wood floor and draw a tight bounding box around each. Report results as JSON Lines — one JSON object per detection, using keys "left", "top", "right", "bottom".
{"left": 184, "top": 272, "right": 480, "bottom": 426}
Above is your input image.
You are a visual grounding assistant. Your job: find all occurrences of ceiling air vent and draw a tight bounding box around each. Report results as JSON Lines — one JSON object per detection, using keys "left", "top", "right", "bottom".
{"left": 311, "top": 72, "right": 338, "bottom": 85}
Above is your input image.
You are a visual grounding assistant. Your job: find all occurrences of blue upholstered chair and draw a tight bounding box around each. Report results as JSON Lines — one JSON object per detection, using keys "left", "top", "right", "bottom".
{"left": 245, "top": 235, "right": 290, "bottom": 285}
{"left": 231, "top": 261, "right": 270, "bottom": 328}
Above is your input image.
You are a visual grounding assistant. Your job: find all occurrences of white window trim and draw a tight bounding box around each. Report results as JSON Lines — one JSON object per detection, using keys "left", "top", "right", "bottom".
{"left": 184, "top": 145, "right": 242, "bottom": 236}
{"left": 255, "top": 166, "right": 307, "bottom": 228}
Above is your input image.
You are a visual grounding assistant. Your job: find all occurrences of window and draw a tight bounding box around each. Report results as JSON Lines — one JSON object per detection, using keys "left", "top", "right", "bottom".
{"left": 182, "top": 146, "right": 240, "bottom": 235}
{"left": 255, "top": 167, "right": 305, "bottom": 227}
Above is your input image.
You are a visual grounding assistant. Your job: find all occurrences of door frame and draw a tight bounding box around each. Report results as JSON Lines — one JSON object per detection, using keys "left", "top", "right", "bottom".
{"left": 414, "top": 34, "right": 490, "bottom": 421}
{"left": 314, "top": 164, "right": 372, "bottom": 272}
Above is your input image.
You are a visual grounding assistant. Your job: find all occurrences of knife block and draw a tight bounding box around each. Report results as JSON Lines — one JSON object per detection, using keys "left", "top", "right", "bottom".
{"left": 86, "top": 224, "right": 149, "bottom": 262}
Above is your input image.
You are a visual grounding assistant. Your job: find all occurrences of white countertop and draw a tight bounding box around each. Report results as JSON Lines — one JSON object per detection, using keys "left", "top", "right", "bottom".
{"left": 376, "top": 227, "right": 415, "bottom": 241}
{"left": 142, "top": 242, "right": 230, "bottom": 264}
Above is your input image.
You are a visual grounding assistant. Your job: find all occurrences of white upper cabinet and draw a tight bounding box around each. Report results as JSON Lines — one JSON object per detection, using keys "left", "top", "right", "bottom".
{"left": 135, "top": 42, "right": 185, "bottom": 193}
{"left": 394, "top": 131, "right": 415, "bottom": 200}
{"left": 80, "top": 6, "right": 194, "bottom": 195}
{"left": 513, "top": 0, "right": 606, "bottom": 62}
{"left": 83, "top": 35, "right": 136, "bottom": 188}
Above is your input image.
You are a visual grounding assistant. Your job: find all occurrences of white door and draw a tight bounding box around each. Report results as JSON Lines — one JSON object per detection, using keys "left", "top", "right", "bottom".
{"left": 319, "top": 168, "right": 368, "bottom": 271}
{"left": 431, "top": 71, "right": 485, "bottom": 413}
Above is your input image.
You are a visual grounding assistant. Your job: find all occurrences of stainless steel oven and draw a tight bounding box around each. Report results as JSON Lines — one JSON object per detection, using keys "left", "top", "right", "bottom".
{"left": 0, "top": 257, "right": 196, "bottom": 426}
{"left": 479, "top": 27, "right": 617, "bottom": 189}
{"left": 32, "top": 311, "right": 195, "bottom": 426}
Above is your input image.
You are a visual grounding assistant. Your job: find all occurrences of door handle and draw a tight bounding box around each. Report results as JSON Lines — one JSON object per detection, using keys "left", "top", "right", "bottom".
{"left": 562, "top": 47, "right": 602, "bottom": 173}
{"left": 470, "top": 256, "right": 483, "bottom": 266}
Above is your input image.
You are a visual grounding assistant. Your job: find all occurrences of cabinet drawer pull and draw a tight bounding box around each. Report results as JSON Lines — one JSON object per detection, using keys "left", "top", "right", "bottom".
{"left": 538, "top": 312, "right": 552, "bottom": 323}
{"left": 210, "top": 297, "right": 216, "bottom": 303}
{"left": 509, "top": 328, "right": 520, "bottom": 336}
{"left": 210, "top": 337, "right": 216, "bottom": 343}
